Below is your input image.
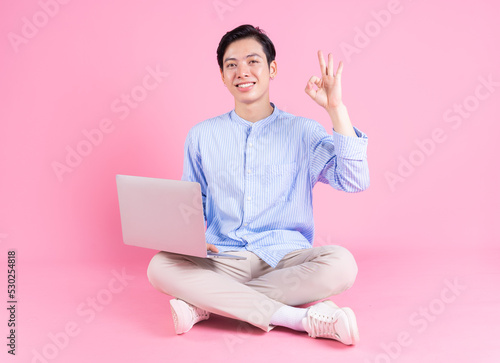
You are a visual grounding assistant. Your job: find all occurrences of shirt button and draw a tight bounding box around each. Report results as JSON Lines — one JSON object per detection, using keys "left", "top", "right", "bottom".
{"left": 244, "top": 223, "right": 248, "bottom": 227}
{"left": 248, "top": 143, "right": 253, "bottom": 147}
{"left": 247, "top": 169, "right": 252, "bottom": 174}
{"left": 247, "top": 196, "right": 252, "bottom": 201}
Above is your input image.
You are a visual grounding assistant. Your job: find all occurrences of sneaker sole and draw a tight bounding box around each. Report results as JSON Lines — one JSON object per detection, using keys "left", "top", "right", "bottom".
{"left": 169, "top": 299, "right": 185, "bottom": 335}
{"left": 340, "top": 307, "right": 360, "bottom": 345}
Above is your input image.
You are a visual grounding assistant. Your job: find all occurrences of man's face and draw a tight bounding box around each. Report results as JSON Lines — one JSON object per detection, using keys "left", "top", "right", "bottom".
{"left": 220, "top": 37, "right": 277, "bottom": 106}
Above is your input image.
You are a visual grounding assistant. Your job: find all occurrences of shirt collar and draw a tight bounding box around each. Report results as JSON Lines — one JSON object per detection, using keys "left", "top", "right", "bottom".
{"left": 230, "top": 102, "right": 279, "bottom": 129}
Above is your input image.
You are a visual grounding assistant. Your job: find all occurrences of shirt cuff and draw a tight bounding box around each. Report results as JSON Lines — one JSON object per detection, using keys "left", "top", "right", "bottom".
{"left": 331, "top": 126, "right": 368, "bottom": 160}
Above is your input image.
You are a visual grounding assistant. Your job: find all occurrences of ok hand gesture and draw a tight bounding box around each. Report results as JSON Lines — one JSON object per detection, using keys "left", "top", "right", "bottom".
{"left": 305, "top": 51, "right": 344, "bottom": 111}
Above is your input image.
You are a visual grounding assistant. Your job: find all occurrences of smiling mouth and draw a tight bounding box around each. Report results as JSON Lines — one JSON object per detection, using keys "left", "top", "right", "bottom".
{"left": 236, "top": 82, "right": 256, "bottom": 88}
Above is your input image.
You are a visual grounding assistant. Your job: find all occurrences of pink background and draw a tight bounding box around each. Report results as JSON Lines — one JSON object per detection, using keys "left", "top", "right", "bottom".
{"left": 1, "top": 0, "right": 499, "bottom": 362}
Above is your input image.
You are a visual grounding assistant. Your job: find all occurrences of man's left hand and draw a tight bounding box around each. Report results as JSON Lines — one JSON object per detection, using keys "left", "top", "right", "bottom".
{"left": 305, "top": 50, "right": 344, "bottom": 111}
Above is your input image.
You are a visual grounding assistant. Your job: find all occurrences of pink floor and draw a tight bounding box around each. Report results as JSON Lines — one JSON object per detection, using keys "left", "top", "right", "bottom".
{"left": 15, "top": 245, "right": 500, "bottom": 363}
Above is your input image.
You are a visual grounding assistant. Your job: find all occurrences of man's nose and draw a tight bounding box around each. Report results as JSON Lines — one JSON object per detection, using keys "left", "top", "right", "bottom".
{"left": 236, "top": 63, "right": 249, "bottom": 78}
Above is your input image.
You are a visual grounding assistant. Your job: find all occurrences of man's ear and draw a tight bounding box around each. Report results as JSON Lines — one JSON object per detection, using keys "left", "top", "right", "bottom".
{"left": 220, "top": 68, "right": 225, "bottom": 84}
{"left": 270, "top": 60, "right": 277, "bottom": 79}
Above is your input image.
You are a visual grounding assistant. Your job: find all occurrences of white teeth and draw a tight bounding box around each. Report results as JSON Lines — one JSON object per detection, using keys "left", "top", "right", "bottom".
{"left": 237, "top": 83, "right": 254, "bottom": 88}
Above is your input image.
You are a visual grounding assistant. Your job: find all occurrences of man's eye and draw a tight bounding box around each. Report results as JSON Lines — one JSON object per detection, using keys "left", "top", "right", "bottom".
{"left": 250, "top": 60, "right": 258, "bottom": 64}
{"left": 227, "top": 64, "right": 235, "bottom": 68}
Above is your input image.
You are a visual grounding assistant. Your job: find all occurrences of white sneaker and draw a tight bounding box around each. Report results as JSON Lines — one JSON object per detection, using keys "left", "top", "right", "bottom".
{"left": 302, "top": 300, "right": 359, "bottom": 345}
{"left": 169, "top": 299, "right": 210, "bottom": 334}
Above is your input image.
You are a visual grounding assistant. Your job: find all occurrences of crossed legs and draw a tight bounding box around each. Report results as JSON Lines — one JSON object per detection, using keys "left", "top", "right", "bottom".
{"left": 147, "top": 245, "right": 358, "bottom": 332}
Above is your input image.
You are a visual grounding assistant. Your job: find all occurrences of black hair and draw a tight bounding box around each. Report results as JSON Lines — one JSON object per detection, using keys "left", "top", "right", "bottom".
{"left": 217, "top": 24, "right": 276, "bottom": 70}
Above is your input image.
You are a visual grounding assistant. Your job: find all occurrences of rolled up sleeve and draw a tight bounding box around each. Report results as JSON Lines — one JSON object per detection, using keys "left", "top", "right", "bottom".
{"left": 309, "top": 123, "right": 370, "bottom": 192}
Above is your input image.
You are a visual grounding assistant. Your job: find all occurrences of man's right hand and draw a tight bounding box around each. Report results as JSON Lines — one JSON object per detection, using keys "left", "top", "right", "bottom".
{"left": 206, "top": 243, "right": 219, "bottom": 253}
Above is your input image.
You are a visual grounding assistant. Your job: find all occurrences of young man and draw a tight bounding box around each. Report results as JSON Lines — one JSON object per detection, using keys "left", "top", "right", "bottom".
{"left": 147, "top": 24, "right": 369, "bottom": 345}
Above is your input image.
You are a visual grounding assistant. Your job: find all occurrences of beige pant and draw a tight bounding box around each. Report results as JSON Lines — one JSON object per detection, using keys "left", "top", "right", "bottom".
{"left": 147, "top": 245, "right": 358, "bottom": 331}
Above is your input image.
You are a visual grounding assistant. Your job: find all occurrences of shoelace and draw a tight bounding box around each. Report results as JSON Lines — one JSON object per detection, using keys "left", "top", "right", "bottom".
{"left": 190, "top": 305, "right": 209, "bottom": 322}
{"left": 310, "top": 311, "right": 341, "bottom": 339}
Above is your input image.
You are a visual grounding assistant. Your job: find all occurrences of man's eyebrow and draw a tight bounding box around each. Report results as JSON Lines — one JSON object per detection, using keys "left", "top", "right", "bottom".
{"left": 224, "top": 53, "right": 263, "bottom": 63}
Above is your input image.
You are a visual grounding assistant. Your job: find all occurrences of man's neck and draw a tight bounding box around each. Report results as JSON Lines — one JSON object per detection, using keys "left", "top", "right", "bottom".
{"left": 234, "top": 98, "right": 274, "bottom": 123}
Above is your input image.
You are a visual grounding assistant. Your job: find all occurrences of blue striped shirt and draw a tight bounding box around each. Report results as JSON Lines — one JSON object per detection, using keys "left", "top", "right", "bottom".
{"left": 181, "top": 103, "right": 369, "bottom": 268}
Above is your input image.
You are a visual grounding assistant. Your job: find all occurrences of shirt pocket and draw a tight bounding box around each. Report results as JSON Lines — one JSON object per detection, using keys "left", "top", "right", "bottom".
{"left": 265, "top": 162, "right": 297, "bottom": 203}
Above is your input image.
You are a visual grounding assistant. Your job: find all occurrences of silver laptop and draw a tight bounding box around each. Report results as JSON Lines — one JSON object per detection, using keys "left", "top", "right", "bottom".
{"left": 116, "top": 174, "right": 245, "bottom": 260}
